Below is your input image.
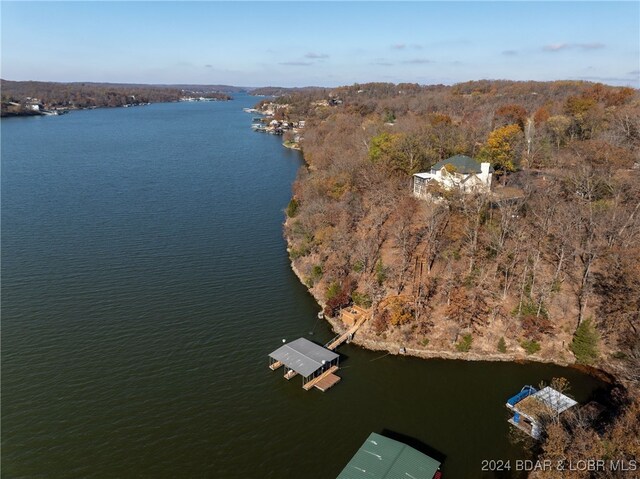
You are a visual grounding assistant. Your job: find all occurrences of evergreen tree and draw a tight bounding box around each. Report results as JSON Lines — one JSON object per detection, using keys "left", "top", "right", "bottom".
{"left": 570, "top": 319, "right": 599, "bottom": 364}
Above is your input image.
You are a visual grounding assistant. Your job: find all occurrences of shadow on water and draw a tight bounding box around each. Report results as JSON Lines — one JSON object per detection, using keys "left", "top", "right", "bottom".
{"left": 380, "top": 428, "right": 447, "bottom": 464}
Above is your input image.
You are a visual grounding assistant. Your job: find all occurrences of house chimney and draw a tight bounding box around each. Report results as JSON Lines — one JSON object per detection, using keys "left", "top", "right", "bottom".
{"left": 481, "top": 162, "right": 490, "bottom": 175}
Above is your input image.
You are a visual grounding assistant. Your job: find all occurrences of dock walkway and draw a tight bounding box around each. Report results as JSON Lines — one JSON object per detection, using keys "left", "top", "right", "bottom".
{"left": 327, "top": 313, "right": 369, "bottom": 351}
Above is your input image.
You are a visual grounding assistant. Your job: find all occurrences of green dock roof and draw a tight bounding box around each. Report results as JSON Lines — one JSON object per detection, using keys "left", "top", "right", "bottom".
{"left": 337, "top": 433, "right": 441, "bottom": 479}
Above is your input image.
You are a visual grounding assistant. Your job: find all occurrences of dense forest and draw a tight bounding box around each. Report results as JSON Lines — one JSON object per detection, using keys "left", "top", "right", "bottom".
{"left": 267, "top": 80, "right": 639, "bottom": 473}
{"left": 0, "top": 80, "right": 231, "bottom": 116}
{"left": 250, "top": 86, "right": 325, "bottom": 97}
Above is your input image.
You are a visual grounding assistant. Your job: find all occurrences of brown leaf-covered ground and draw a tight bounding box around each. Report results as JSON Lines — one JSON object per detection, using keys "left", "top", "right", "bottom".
{"left": 272, "top": 80, "right": 639, "bottom": 475}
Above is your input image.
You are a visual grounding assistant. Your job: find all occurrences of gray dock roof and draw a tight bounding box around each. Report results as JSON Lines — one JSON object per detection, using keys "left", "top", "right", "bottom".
{"left": 532, "top": 386, "right": 578, "bottom": 414}
{"left": 269, "top": 338, "right": 339, "bottom": 378}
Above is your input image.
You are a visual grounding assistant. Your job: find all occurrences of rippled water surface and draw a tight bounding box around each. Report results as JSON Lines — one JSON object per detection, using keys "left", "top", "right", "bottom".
{"left": 2, "top": 97, "right": 606, "bottom": 478}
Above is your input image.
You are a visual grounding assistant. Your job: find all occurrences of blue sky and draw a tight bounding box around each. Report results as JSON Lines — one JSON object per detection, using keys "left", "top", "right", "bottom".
{"left": 2, "top": 1, "right": 638, "bottom": 87}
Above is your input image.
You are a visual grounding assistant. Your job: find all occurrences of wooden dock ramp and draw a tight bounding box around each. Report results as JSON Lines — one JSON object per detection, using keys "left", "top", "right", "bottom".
{"left": 327, "top": 312, "right": 369, "bottom": 351}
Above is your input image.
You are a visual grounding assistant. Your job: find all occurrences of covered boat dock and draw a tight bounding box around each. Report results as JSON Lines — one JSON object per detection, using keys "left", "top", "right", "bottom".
{"left": 506, "top": 385, "right": 578, "bottom": 439}
{"left": 337, "top": 432, "right": 442, "bottom": 479}
{"left": 268, "top": 338, "right": 341, "bottom": 391}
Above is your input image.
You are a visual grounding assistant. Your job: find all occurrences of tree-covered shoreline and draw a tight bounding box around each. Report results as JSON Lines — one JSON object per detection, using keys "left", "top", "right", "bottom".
{"left": 271, "top": 80, "right": 638, "bottom": 372}
{"left": 266, "top": 80, "right": 639, "bottom": 474}
{"left": 1, "top": 80, "right": 232, "bottom": 117}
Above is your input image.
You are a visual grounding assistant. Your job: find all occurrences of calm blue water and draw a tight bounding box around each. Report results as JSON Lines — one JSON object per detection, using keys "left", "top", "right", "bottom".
{"left": 2, "top": 97, "right": 606, "bottom": 478}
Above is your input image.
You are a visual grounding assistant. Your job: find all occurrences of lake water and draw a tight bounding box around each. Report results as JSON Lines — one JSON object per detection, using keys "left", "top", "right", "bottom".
{"left": 2, "top": 96, "right": 606, "bottom": 478}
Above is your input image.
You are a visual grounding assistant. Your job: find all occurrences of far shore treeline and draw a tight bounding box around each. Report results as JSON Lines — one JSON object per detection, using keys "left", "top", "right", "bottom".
{"left": 0, "top": 80, "right": 235, "bottom": 116}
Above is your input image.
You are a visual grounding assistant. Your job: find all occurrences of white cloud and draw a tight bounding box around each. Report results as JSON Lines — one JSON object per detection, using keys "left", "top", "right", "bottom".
{"left": 578, "top": 42, "right": 605, "bottom": 50}
{"left": 305, "top": 52, "right": 329, "bottom": 59}
{"left": 543, "top": 43, "right": 569, "bottom": 52}
{"left": 543, "top": 42, "right": 605, "bottom": 52}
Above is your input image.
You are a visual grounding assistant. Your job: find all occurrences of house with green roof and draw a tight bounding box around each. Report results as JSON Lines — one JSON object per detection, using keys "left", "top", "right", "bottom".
{"left": 413, "top": 155, "right": 493, "bottom": 198}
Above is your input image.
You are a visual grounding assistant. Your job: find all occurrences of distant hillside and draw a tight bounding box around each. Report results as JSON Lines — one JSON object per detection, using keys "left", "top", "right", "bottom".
{"left": 161, "top": 84, "right": 248, "bottom": 94}
{"left": 249, "top": 86, "right": 326, "bottom": 97}
{"left": 0, "top": 80, "right": 234, "bottom": 116}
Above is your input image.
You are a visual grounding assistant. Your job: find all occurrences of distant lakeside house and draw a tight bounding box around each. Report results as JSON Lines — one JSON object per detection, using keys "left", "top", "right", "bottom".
{"left": 412, "top": 155, "right": 493, "bottom": 199}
